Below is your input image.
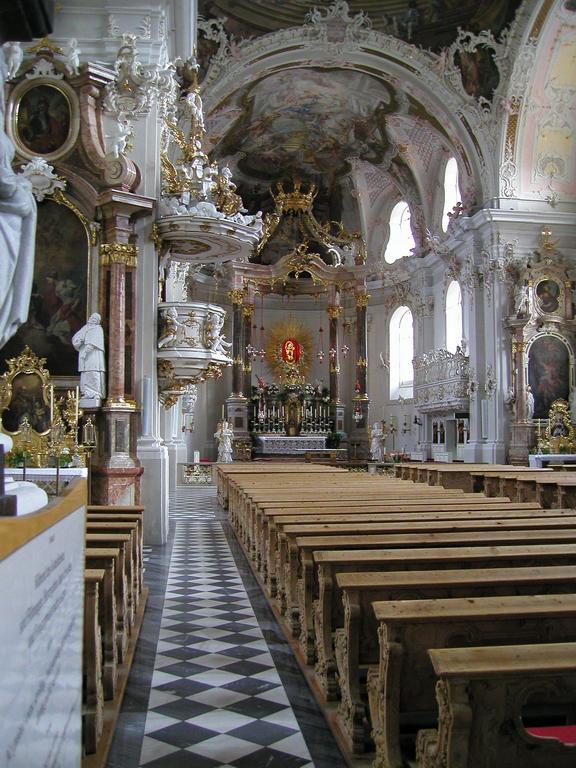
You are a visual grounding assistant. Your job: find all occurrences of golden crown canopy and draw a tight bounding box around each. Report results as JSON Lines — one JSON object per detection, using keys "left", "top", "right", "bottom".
{"left": 271, "top": 179, "right": 317, "bottom": 213}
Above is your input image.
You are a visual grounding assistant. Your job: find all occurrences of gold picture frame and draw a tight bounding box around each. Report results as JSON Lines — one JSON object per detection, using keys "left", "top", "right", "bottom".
{"left": 6, "top": 77, "right": 80, "bottom": 161}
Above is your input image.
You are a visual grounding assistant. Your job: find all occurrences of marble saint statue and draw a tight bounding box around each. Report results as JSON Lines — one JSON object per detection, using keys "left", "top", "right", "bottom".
{"left": 72, "top": 313, "right": 106, "bottom": 405}
{"left": 214, "top": 420, "right": 234, "bottom": 463}
{"left": 525, "top": 386, "right": 535, "bottom": 421}
{"left": 370, "top": 421, "right": 384, "bottom": 462}
{"left": 0, "top": 48, "right": 37, "bottom": 350}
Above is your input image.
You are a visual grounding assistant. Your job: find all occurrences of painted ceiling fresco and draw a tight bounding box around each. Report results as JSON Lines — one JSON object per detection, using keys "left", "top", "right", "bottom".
{"left": 199, "top": 0, "right": 522, "bottom": 50}
{"left": 213, "top": 69, "right": 407, "bottom": 183}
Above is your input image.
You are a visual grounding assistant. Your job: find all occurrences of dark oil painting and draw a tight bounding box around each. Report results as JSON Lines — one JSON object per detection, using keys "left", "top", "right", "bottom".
{"left": 2, "top": 372, "right": 50, "bottom": 434}
{"left": 1, "top": 199, "right": 88, "bottom": 376}
{"left": 535, "top": 278, "right": 560, "bottom": 314}
{"left": 528, "top": 335, "right": 570, "bottom": 419}
{"left": 17, "top": 83, "right": 71, "bottom": 156}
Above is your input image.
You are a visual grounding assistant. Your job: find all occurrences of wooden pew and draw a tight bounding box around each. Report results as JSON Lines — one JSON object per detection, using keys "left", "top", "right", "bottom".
{"left": 416, "top": 643, "right": 576, "bottom": 768}
{"left": 85, "top": 546, "right": 127, "bottom": 664}
{"left": 86, "top": 533, "right": 134, "bottom": 633}
{"left": 289, "top": 528, "right": 576, "bottom": 654}
{"left": 86, "top": 514, "right": 144, "bottom": 596}
{"left": 87, "top": 505, "right": 144, "bottom": 595}
{"left": 309, "top": 543, "right": 576, "bottom": 685}
{"left": 86, "top": 521, "right": 141, "bottom": 612}
{"left": 367, "top": 594, "right": 576, "bottom": 768}
{"left": 332, "top": 564, "right": 576, "bottom": 753}
{"left": 258, "top": 502, "right": 545, "bottom": 592}
{"left": 84, "top": 551, "right": 118, "bottom": 699}
{"left": 83, "top": 570, "right": 104, "bottom": 755}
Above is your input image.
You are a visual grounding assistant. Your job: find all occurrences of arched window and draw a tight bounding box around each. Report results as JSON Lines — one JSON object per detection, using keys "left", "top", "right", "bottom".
{"left": 389, "top": 305, "right": 414, "bottom": 400}
{"left": 441, "top": 157, "right": 462, "bottom": 232}
{"left": 445, "top": 280, "right": 463, "bottom": 354}
{"left": 383, "top": 201, "right": 415, "bottom": 264}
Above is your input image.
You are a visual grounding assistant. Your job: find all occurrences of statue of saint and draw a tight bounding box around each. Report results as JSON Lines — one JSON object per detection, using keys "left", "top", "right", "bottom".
{"left": 0, "top": 48, "right": 37, "bottom": 350}
{"left": 214, "top": 420, "right": 234, "bottom": 463}
{"left": 72, "top": 313, "right": 106, "bottom": 403}
{"left": 370, "top": 421, "right": 384, "bottom": 462}
{"left": 525, "top": 385, "right": 535, "bottom": 421}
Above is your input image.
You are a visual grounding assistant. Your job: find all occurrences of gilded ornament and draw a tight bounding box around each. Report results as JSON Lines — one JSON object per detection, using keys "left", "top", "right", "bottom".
{"left": 99, "top": 241, "right": 138, "bottom": 267}
{"left": 242, "top": 303, "right": 255, "bottom": 318}
{"left": 355, "top": 291, "right": 370, "bottom": 308}
{"left": 228, "top": 289, "right": 245, "bottom": 305}
{"left": 327, "top": 304, "right": 342, "bottom": 319}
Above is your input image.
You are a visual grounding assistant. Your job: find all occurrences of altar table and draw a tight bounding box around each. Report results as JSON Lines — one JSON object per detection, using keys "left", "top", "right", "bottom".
{"left": 529, "top": 454, "right": 576, "bottom": 468}
{"left": 256, "top": 435, "right": 327, "bottom": 454}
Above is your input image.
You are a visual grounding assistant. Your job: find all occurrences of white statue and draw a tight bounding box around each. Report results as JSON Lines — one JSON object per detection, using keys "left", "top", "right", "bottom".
{"left": 0, "top": 48, "right": 37, "bottom": 350}
{"left": 203, "top": 312, "right": 231, "bottom": 355}
{"left": 72, "top": 313, "right": 106, "bottom": 404}
{"left": 187, "top": 88, "right": 205, "bottom": 132}
{"left": 214, "top": 420, "right": 234, "bottom": 463}
{"left": 515, "top": 283, "right": 530, "bottom": 316}
{"left": 105, "top": 116, "right": 132, "bottom": 159}
{"left": 505, "top": 386, "right": 516, "bottom": 419}
{"left": 64, "top": 38, "right": 81, "bottom": 76}
{"left": 370, "top": 421, "right": 384, "bottom": 462}
{"left": 158, "top": 307, "right": 183, "bottom": 347}
{"left": 2, "top": 42, "right": 23, "bottom": 80}
{"left": 526, "top": 385, "right": 535, "bottom": 421}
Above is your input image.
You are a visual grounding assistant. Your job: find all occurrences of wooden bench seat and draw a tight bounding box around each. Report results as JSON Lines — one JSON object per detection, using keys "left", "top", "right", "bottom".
{"left": 86, "top": 521, "right": 142, "bottom": 603}
{"left": 367, "top": 594, "right": 576, "bottom": 768}
{"left": 417, "top": 642, "right": 576, "bottom": 768}
{"left": 256, "top": 502, "right": 544, "bottom": 597}
{"left": 328, "top": 564, "right": 576, "bottom": 753}
{"left": 306, "top": 543, "right": 576, "bottom": 676}
{"left": 86, "top": 533, "right": 134, "bottom": 633}
{"left": 83, "top": 553, "right": 117, "bottom": 699}
{"left": 287, "top": 528, "right": 576, "bottom": 654}
{"left": 85, "top": 546, "right": 127, "bottom": 663}
{"left": 86, "top": 513, "right": 143, "bottom": 594}
{"left": 83, "top": 569, "right": 104, "bottom": 755}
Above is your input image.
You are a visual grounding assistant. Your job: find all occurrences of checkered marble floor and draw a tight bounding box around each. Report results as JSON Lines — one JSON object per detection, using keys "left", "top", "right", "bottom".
{"left": 138, "top": 488, "right": 315, "bottom": 768}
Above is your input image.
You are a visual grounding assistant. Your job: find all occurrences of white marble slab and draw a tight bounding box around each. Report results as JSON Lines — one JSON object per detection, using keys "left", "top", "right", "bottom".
{"left": 529, "top": 453, "right": 576, "bottom": 468}
{"left": 0, "top": 504, "right": 84, "bottom": 766}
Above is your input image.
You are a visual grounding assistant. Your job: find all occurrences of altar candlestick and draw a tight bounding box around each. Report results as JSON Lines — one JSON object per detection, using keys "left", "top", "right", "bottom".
{"left": 75, "top": 386, "right": 80, "bottom": 423}
{"left": 50, "top": 385, "right": 54, "bottom": 422}
{"left": 221, "top": 404, "right": 225, "bottom": 420}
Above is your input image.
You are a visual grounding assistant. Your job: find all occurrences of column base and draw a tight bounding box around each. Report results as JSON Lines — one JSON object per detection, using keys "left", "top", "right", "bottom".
{"left": 92, "top": 466, "right": 144, "bottom": 505}
{"left": 226, "top": 395, "right": 250, "bottom": 439}
{"left": 508, "top": 423, "right": 535, "bottom": 465}
{"left": 137, "top": 437, "right": 170, "bottom": 544}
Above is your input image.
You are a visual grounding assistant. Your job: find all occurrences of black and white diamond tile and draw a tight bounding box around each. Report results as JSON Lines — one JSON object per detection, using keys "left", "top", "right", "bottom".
{"left": 138, "top": 489, "right": 314, "bottom": 768}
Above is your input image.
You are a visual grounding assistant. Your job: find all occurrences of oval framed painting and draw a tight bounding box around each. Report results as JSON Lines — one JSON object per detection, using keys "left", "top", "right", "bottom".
{"left": 7, "top": 78, "right": 80, "bottom": 161}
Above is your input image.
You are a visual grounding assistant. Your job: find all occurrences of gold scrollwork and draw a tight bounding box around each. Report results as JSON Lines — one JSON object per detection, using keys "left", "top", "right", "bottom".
{"left": 52, "top": 188, "right": 96, "bottom": 245}
{"left": 228, "top": 289, "right": 246, "bottom": 305}
{"left": 355, "top": 291, "right": 370, "bottom": 308}
{"left": 327, "top": 304, "right": 343, "bottom": 320}
{"left": 512, "top": 341, "right": 527, "bottom": 354}
{"left": 242, "top": 303, "right": 255, "bottom": 318}
{"left": 100, "top": 241, "right": 138, "bottom": 268}
{"left": 357, "top": 357, "right": 368, "bottom": 368}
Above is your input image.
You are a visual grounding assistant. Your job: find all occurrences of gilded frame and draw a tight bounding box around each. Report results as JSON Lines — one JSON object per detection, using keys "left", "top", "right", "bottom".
{"left": 6, "top": 77, "right": 80, "bottom": 162}
{"left": 0, "top": 347, "right": 51, "bottom": 443}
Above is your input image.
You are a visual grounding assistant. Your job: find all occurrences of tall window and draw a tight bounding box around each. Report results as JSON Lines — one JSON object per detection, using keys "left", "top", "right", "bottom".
{"left": 441, "top": 157, "right": 462, "bottom": 232}
{"left": 383, "top": 201, "right": 415, "bottom": 263}
{"left": 389, "top": 305, "right": 414, "bottom": 399}
{"left": 445, "top": 280, "right": 462, "bottom": 353}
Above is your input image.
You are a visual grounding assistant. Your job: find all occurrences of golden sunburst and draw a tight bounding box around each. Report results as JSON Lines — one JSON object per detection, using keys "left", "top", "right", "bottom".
{"left": 265, "top": 317, "right": 313, "bottom": 384}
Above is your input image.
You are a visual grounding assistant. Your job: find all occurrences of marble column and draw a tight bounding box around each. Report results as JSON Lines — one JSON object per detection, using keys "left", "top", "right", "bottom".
{"left": 327, "top": 302, "right": 346, "bottom": 434}
{"left": 92, "top": 191, "right": 154, "bottom": 504}
{"left": 226, "top": 288, "right": 250, "bottom": 449}
{"left": 229, "top": 289, "right": 244, "bottom": 397}
{"left": 242, "top": 302, "right": 254, "bottom": 399}
{"left": 349, "top": 288, "right": 370, "bottom": 456}
{"left": 508, "top": 319, "right": 533, "bottom": 464}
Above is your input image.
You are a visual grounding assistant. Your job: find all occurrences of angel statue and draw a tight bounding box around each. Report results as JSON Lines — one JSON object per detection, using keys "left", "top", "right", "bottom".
{"left": 370, "top": 421, "right": 385, "bottom": 462}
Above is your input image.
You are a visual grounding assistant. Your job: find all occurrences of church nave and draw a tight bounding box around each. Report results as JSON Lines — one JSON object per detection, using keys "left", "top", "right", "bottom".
{"left": 106, "top": 487, "right": 345, "bottom": 768}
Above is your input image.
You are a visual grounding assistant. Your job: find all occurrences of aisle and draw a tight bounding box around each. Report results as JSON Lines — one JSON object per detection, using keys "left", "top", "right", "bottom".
{"left": 107, "top": 487, "right": 345, "bottom": 768}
